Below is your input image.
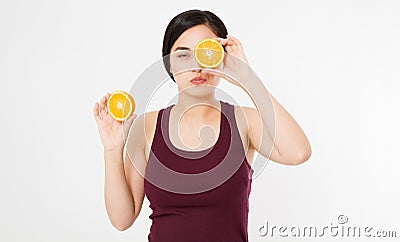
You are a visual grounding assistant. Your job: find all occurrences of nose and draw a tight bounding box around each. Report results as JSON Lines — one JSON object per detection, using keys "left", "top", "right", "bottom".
{"left": 192, "top": 68, "right": 203, "bottom": 73}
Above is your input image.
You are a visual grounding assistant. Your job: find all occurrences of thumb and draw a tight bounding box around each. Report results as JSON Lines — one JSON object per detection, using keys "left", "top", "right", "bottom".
{"left": 127, "top": 113, "right": 137, "bottom": 126}
{"left": 122, "top": 114, "right": 137, "bottom": 143}
{"left": 123, "top": 113, "right": 137, "bottom": 133}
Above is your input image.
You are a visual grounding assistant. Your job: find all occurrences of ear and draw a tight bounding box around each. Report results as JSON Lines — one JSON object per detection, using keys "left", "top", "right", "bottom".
{"left": 169, "top": 58, "right": 173, "bottom": 73}
{"left": 169, "top": 62, "right": 175, "bottom": 75}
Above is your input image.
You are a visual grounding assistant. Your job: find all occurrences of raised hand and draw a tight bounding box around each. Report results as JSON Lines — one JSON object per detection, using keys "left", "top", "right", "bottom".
{"left": 204, "top": 35, "right": 253, "bottom": 88}
{"left": 93, "top": 92, "right": 137, "bottom": 152}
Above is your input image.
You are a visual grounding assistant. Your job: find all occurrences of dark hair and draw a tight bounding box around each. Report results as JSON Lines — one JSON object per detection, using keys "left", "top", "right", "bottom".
{"left": 162, "top": 9, "right": 228, "bottom": 82}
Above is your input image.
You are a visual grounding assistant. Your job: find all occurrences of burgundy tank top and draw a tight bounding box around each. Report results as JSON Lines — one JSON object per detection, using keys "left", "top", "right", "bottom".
{"left": 144, "top": 100, "right": 253, "bottom": 242}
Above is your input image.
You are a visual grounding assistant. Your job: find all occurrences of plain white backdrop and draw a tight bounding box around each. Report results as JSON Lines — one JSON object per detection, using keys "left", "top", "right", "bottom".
{"left": 1, "top": 0, "right": 399, "bottom": 241}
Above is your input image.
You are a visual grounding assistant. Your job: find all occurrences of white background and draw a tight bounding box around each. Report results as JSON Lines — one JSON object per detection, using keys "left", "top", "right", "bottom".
{"left": 1, "top": 0, "right": 399, "bottom": 241}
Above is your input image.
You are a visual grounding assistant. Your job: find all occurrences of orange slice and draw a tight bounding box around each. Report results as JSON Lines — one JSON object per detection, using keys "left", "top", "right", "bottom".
{"left": 194, "top": 38, "right": 224, "bottom": 68}
{"left": 106, "top": 90, "right": 135, "bottom": 121}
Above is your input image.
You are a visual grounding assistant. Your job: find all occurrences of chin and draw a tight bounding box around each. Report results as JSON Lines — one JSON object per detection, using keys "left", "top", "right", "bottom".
{"left": 181, "top": 85, "right": 217, "bottom": 97}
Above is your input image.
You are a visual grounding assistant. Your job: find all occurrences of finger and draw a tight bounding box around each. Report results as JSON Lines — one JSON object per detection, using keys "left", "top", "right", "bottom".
{"left": 212, "top": 37, "right": 228, "bottom": 43}
{"left": 123, "top": 113, "right": 137, "bottom": 134}
{"left": 104, "top": 94, "right": 109, "bottom": 114}
{"left": 126, "top": 113, "right": 137, "bottom": 127}
{"left": 93, "top": 102, "right": 101, "bottom": 122}
{"left": 220, "top": 38, "right": 229, "bottom": 46}
{"left": 227, "top": 35, "right": 242, "bottom": 46}
{"left": 212, "top": 37, "right": 229, "bottom": 47}
{"left": 212, "top": 37, "right": 223, "bottom": 41}
{"left": 232, "top": 44, "right": 238, "bottom": 52}
{"left": 99, "top": 96, "right": 106, "bottom": 110}
{"left": 100, "top": 96, "right": 107, "bottom": 116}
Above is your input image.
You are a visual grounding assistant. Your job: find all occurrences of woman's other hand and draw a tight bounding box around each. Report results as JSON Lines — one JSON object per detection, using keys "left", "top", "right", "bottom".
{"left": 93, "top": 93, "right": 137, "bottom": 152}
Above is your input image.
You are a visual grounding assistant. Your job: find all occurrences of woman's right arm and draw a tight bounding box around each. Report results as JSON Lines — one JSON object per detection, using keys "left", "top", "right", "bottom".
{"left": 94, "top": 93, "right": 145, "bottom": 231}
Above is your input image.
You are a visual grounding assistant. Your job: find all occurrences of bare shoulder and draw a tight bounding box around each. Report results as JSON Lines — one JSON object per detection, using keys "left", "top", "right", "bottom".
{"left": 232, "top": 105, "right": 258, "bottom": 128}
{"left": 141, "top": 110, "right": 161, "bottom": 161}
{"left": 141, "top": 110, "right": 159, "bottom": 136}
{"left": 231, "top": 104, "right": 257, "bottom": 165}
{"left": 125, "top": 110, "right": 159, "bottom": 155}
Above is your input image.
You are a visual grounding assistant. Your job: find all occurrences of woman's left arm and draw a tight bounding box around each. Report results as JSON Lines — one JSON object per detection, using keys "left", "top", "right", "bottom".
{"left": 244, "top": 83, "right": 312, "bottom": 165}
{"left": 214, "top": 35, "right": 312, "bottom": 165}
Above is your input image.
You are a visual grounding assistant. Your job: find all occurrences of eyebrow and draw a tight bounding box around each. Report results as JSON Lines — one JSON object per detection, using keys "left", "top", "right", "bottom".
{"left": 173, "top": 46, "right": 191, "bottom": 52}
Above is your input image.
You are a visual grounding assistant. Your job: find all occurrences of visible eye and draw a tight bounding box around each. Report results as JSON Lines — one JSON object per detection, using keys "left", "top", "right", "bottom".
{"left": 176, "top": 51, "right": 190, "bottom": 58}
{"left": 177, "top": 53, "right": 188, "bottom": 58}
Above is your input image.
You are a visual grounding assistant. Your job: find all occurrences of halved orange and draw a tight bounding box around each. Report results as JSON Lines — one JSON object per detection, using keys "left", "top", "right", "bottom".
{"left": 194, "top": 38, "right": 224, "bottom": 68}
{"left": 106, "top": 90, "right": 135, "bottom": 121}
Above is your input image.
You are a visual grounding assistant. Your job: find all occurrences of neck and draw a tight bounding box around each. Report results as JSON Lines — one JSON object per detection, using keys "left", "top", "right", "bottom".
{"left": 173, "top": 92, "right": 220, "bottom": 120}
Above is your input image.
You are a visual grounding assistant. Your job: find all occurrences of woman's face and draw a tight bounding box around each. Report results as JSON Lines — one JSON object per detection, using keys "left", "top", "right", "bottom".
{"left": 169, "top": 24, "right": 221, "bottom": 98}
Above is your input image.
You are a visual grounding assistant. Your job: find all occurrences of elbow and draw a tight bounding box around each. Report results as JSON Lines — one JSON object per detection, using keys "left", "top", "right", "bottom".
{"left": 115, "top": 225, "right": 129, "bottom": 232}
{"left": 292, "top": 147, "right": 312, "bottom": 165}
{"left": 112, "top": 219, "right": 135, "bottom": 231}
{"left": 284, "top": 147, "right": 312, "bottom": 166}
{"left": 107, "top": 207, "right": 139, "bottom": 231}
{"left": 114, "top": 223, "right": 132, "bottom": 232}
{"left": 294, "top": 152, "right": 311, "bottom": 165}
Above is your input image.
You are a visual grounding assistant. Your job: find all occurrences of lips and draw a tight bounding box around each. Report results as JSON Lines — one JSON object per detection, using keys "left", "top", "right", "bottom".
{"left": 190, "top": 76, "right": 206, "bottom": 85}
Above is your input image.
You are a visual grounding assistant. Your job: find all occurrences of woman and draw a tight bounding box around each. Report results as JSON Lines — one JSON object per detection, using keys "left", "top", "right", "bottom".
{"left": 93, "top": 9, "right": 311, "bottom": 241}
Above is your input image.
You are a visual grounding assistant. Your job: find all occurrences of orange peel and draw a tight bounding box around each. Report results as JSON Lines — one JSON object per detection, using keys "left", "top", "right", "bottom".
{"left": 106, "top": 90, "right": 135, "bottom": 121}
{"left": 194, "top": 38, "right": 224, "bottom": 68}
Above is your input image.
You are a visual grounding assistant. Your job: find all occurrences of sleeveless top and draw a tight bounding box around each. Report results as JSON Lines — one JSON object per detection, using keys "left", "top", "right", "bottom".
{"left": 144, "top": 100, "right": 254, "bottom": 242}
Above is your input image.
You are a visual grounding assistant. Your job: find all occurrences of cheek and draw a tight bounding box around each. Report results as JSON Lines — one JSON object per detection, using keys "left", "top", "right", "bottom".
{"left": 169, "top": 54, "right": 198, "bottom": 74}
{"left": 173, "top": 71, "right": 192, "bottom": 84}
{"left": 207, "top": 75, "right": 221, "bottom": 85}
